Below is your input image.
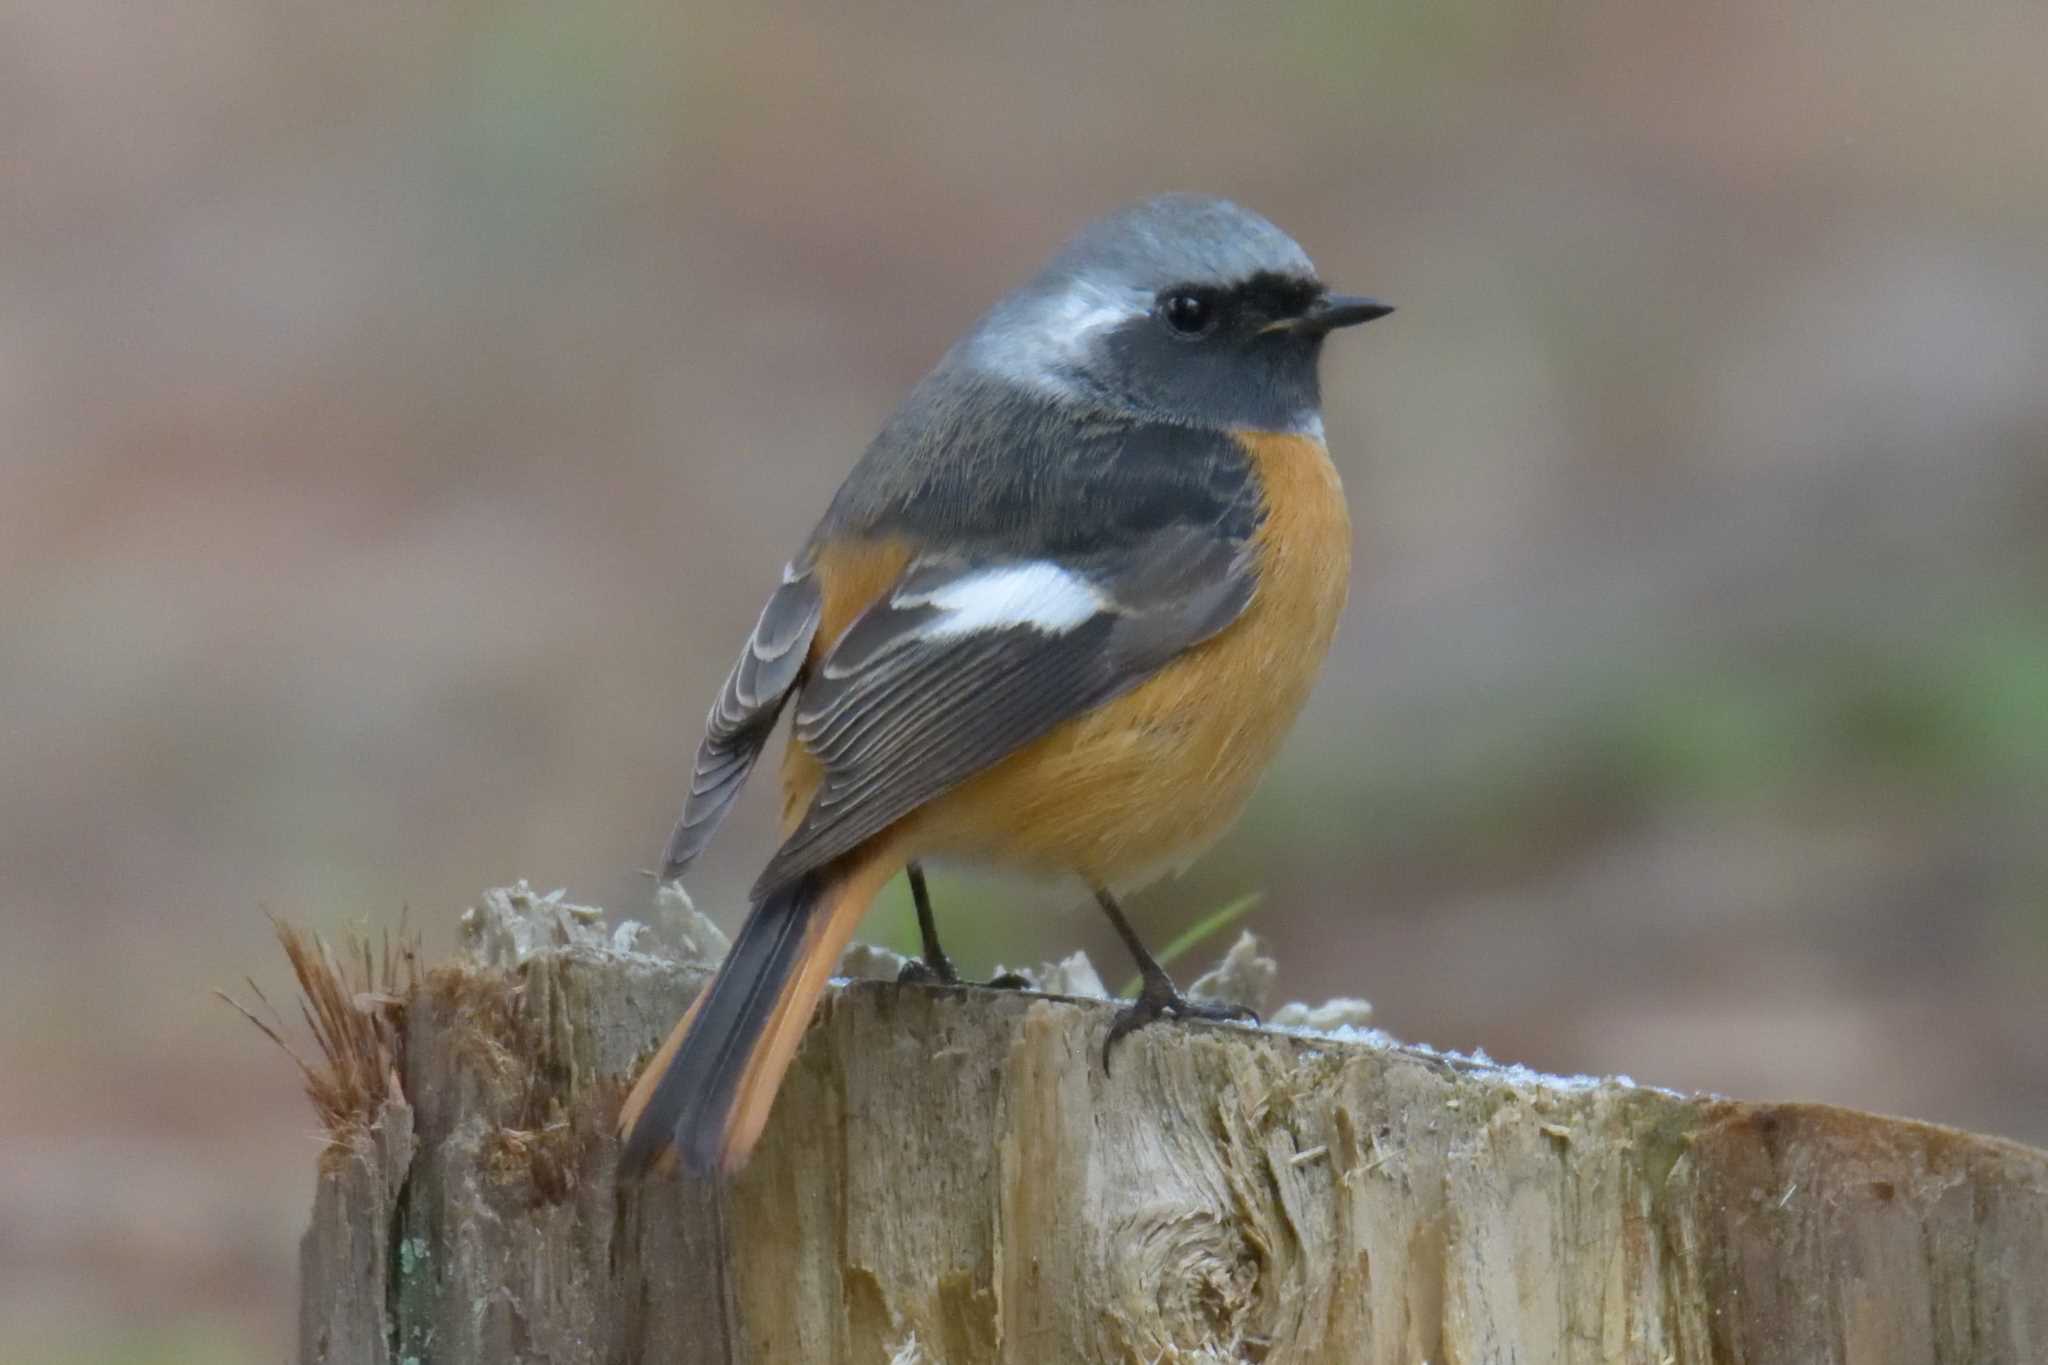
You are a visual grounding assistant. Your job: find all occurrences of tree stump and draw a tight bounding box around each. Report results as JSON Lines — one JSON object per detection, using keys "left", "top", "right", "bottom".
{"left": 290, "top": 886, "right": 2048, "bottom": 1364}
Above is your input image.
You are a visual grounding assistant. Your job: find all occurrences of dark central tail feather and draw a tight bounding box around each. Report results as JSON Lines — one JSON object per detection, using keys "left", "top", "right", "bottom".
{"left": 618, "top": 868, "right": 832, "bottom": 1179}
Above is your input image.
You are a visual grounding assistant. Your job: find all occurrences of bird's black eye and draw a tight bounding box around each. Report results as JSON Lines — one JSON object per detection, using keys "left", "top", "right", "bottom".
{"left": 1160, "top": 290, "right": 1214, "bottom": 336}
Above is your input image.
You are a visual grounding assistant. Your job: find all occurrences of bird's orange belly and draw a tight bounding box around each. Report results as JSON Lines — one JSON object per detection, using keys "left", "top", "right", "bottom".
{"left": 912, "top": 431, "right": 1351, "bottom": 884}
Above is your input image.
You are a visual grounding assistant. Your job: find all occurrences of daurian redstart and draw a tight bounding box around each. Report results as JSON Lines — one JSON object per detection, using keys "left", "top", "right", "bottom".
{"left": 618, "top": 195, "right": 1390, "bottom": 1178}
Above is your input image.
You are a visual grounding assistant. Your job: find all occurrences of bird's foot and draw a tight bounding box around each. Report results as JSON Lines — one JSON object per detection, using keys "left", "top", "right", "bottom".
{"left": 1103, "top": 973, "right": 1259, "bottom": 1073}
{"left": 897, "top": 955, "right": 1034, "bottom": 991}
{"left": 896, "top": 951, "right": 959, "bottom": 986}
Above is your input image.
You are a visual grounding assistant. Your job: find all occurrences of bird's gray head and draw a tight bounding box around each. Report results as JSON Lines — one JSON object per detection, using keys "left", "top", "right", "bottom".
{"left": 951, "top": 194, "right": 1390, "bottom": 434}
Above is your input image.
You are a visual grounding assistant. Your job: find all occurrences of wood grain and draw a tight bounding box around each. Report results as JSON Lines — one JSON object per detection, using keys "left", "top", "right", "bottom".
{"left": 297, "top": 892, "right": 2048, "bottom": 1365}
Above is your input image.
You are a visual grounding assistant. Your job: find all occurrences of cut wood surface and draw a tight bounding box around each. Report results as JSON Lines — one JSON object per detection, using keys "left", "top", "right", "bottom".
{"left": 293, "top": 885, "right": 2048, "bottom": 1364}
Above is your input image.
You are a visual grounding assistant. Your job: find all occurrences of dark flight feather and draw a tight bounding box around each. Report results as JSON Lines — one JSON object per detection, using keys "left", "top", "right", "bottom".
{"left": 660, "top": 569, "right": 821, "bottom": 880}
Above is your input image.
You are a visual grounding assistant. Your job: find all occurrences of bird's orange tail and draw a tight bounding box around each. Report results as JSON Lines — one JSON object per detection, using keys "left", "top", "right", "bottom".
{"left": 616, "top": 852, "right": 894, "bottom": 1178}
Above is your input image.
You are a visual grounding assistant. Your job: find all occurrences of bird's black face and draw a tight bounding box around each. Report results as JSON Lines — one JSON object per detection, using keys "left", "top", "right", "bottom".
{"left": 1096, "top": 271, "right": 1390, "bottom": 433}
{"left": 1151, "top": 271, "right": 1325, "bottom": 343}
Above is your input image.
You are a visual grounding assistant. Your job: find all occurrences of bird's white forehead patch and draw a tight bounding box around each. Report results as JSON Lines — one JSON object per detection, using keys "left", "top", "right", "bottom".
{"left": 899, "top": 561, "right": 1104, "bottom": 637}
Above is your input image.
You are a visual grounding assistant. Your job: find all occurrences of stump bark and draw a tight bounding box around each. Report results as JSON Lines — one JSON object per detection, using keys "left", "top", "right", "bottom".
{"left": 294, "top": 887, "right": 2048, "bottom": 1364}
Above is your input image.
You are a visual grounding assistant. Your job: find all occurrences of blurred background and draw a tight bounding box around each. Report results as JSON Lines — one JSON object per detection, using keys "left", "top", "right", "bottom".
{"left": 5, "top": 2, "right": 2046, "bottom": 1359}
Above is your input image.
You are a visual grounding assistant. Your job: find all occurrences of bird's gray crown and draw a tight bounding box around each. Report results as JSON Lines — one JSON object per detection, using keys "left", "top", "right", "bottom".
{"left": 1037, "top": 194, "right": 1317, "bottom": 297}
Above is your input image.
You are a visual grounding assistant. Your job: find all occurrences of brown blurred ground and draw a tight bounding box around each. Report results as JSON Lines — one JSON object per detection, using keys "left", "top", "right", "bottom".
{"left": 4, "top": 3, "right": 2045, "bottom": 1360}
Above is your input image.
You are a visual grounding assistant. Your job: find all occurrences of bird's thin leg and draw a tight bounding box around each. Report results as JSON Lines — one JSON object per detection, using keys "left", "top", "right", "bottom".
{"left": 1095, "top": 885, "right": 1257, "bottom": 1071}
{"left": 897, "top": 861, "right": 960, "bottom": 985}
{"left": 895, "top": 862, "right": 1033, "bottom": 990}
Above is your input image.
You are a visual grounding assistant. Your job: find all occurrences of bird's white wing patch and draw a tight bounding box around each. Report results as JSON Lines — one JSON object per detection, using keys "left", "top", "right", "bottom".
{"left": 900, "top": 561, "right": 1104, "bottom": 638}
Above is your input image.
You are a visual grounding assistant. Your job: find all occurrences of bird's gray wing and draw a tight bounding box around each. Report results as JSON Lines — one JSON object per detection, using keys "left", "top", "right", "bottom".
{"left": 752, "top": 519, "right": 1255, "bottom": 895}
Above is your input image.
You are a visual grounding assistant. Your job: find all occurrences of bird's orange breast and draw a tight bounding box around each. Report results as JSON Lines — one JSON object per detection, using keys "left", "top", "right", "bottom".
{"left": 911, "top": 430, "right": 1351, "bottom": 883}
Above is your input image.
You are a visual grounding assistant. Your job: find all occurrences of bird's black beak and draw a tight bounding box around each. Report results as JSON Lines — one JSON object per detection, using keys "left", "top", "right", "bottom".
{"left": 1299, "top": 293, "right": 1394, "bottom": 334}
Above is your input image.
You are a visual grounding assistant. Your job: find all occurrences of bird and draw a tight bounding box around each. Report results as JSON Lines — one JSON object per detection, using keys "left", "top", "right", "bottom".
{"left": 617, "top": 194, "right": 1390, "bottom": 1178}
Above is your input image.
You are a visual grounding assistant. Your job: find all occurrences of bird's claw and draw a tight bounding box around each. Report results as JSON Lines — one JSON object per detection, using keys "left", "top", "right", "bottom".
{"left": 898, "top": 957, "right": 1036, "bottom": 991}
{"left": 897, "top": 953, "right": 959, "bottom": 986}
{"left": 1102, "top": 976, "right": 1259, "bottom": 1074}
